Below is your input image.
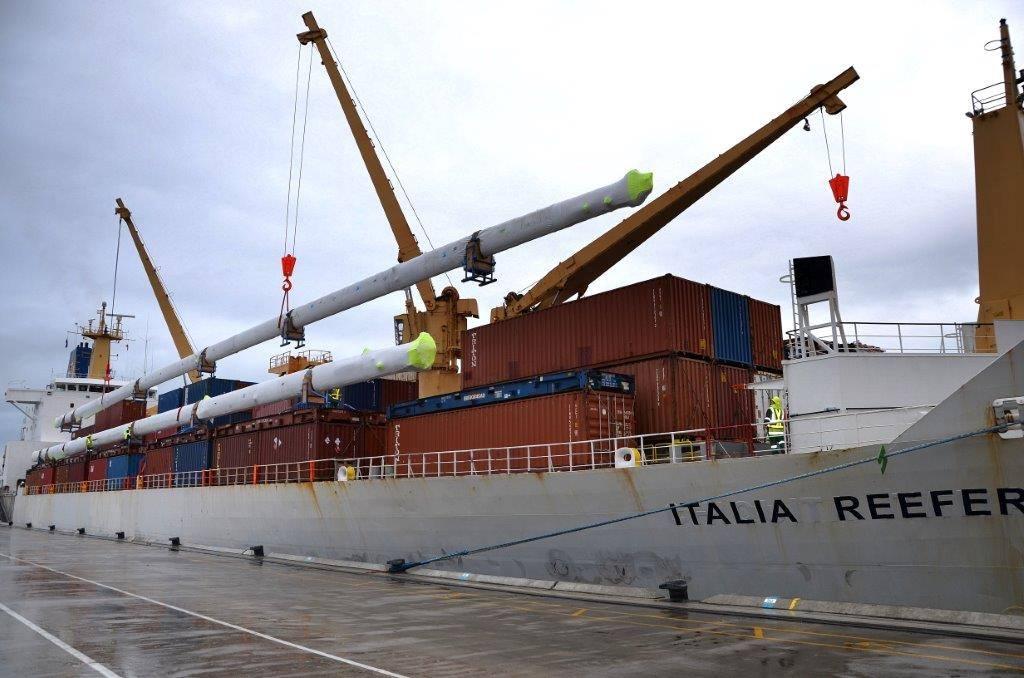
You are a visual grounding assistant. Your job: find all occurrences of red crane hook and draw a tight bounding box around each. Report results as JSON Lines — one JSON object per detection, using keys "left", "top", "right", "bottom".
{"left": 828, "top": 174, "right": 851, "bottom": 221}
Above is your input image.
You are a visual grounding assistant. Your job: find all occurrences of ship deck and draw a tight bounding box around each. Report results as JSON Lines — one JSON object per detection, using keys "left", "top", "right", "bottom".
{"left": 1, "top": 527, "right": 1022, "bottom": 676}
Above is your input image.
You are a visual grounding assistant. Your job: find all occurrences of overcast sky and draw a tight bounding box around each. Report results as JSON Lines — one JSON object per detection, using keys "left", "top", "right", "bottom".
{"left": 1, "top": 1, "right": 1021, "bottom": 443}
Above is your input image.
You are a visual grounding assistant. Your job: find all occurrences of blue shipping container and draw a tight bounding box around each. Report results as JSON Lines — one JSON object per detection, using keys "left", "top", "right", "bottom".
{"left": 185, "top": 377, "right": 253, "bottom": 404}
{"left": 174, "top": 440, "right": 210, "bottom": 486}
{"left": 342, "top": 381, "right": 380, "bottom": 412}
{"left": 710, "top": 286, "right": 753, "bottom": 367}
{"left": 158, "top": 388, "right": 184, "bottom": 413}
{"left": 106, "top": 453, "right": 144, "bottom": 490}
{"left": 388, "top": 369, "right": 635, "bottom": 419}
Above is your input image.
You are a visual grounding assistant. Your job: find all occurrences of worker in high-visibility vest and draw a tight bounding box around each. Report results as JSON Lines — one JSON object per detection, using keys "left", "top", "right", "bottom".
{"left": 85, "top": 435, "right": 94, "bottom": 451}
{"left": 123, "top": 425, "right": 133, "bottom": 443}
{"left": 766, "top": 395, "right": 785, "bottom": 452}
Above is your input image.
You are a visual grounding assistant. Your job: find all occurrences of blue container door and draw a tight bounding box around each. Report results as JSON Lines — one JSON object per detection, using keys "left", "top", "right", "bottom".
{"left": 158, "top": 388, "right": 184, "bottom": 413}
{"left": 342, "top": 380, "right": 381, "bottom": 411}
{"left": 106, "top": 453, "right": 143, "bottom": 489}
{"left": 710, "top": 287, "right": 753, "bottom": 367}
{"left": 174, "top": 441, "right": 210, "bottom": 486}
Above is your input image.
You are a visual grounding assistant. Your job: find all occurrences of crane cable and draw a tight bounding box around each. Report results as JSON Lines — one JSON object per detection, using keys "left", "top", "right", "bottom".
{"left": 819, "top": 108, "right": 851, "bottom": 221}
{"left": 107, "top": 214, "right": 124, "bottom": 384}
{"left": 280, "top": 43, "right": 314, "bottom": 327}
{"left": 325, "top": 37, "right": 454, "bottom": 288}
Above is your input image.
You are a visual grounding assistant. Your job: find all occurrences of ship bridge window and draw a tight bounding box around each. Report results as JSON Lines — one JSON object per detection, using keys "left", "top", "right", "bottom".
{"left": 55, "top": 384, "right": 65, "bottom": 391}
{"left": 89, "top": 385, "right": 102, "bottom": 393}
{"left": 78, "top": 385, "right": 87, "bottom": 392}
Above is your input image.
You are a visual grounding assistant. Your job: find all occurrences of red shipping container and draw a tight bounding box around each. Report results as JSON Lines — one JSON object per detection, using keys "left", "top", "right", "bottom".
{"left": 387, "top": 391, "right": 634, "bottom": 476}
{"left": 95, "top": 399, "right": 147, "bottom": 432}
{"left": 597, "top": 355, "right": 715, "bottom": 435}
{"left": 212, "top": 431, "right": 259, "bottom": 485}
{"left": 72, "top": 425, "right": 95, "bottom": 440}
{"left": 376, "top": 378, "right": 419, "bottom": 411}
{"left": 252, "top": 399, "right": 295, "bottom": 418}
{"left": 748, "top": 298, "right": 783, "bottom": 374}
{"left": 462, "top": 275, "right": 712, "bottom": 388}
{"left": 54, "top": 464, "right": 69, "bottom": 486}
{"left": 39, "top": 466, "right": 54, "bottom": 488}
{"left": 86, "top": 457, "right": 108, "bottom": 484}
{"left": 257, "top": 420, "right": 365, "bottom": 482}
{"left": 65, "top": 460, "right": 86, "bottom": 485}
{"left": 142, "top": 447, "right": 174, "bottom": 487}
{"left": 712, "top": 364, "right": 755, "bottom": 441}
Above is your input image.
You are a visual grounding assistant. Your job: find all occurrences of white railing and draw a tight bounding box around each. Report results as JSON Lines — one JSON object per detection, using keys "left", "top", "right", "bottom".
{"left": 788, "top": 321, "right": 996, "bottom": 358}
{"left": 25, "top": 407, "right": 943, "bottom": 495}
{"left": 786, "top": 405, "right": 934, "bottom": 455}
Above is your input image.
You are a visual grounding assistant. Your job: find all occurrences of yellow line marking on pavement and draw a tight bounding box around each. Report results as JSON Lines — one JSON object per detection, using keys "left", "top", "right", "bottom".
{"left": 571, "top": 608, "right": 588, "bottom": 617}
{"left": 788, "top": 598, "right": 801, "bottom": 610}
{"left": 753, "top": 627, "right": 764, "bottom": 639}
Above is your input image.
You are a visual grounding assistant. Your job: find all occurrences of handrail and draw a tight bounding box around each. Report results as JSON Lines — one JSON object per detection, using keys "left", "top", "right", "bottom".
{"left": 24, "top": 405, "right": 940, "bottom": 496}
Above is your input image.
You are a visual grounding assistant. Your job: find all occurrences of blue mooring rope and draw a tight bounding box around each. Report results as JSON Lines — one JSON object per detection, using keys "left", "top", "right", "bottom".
{"left": 388, "top": 424, "right": 1009, "bottom": 573}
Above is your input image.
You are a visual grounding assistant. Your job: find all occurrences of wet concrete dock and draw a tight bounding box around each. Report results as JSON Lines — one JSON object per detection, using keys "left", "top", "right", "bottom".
{"left": 1, "top": 527, "right": 1022, "bottom": 676}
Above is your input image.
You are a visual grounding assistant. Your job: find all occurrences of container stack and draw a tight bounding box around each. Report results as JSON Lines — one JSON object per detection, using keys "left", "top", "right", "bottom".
{"left": 386, "top": 370, "right": 635, "bottom": 476}
{"left": 458, "top": 274, "right": 782, "bottom": 448}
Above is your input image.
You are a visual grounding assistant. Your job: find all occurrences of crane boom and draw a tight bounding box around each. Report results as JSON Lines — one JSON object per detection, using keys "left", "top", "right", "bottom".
{"left": 297, "top": 12, "right": 436, "bottom": 310}
{"left": 493, "top": 66, "right": 860, "bottom": 321}
{"left": 114, "top": 198, "right": 201, "bottom": 383}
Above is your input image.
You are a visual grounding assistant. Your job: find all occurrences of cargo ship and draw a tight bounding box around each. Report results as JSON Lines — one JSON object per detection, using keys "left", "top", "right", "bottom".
{"left": 4, "top": 15, "right": 1023, "bottom": 616}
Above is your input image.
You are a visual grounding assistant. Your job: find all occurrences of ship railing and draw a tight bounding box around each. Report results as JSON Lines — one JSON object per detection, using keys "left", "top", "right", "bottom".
{"left": 784, "top": 405, "right": 935, "bottom": 455}
{"left": 786, "top": 321, "right": 996, "bottom": 357}
{"left": 971, "top": 80, "right": 1008, "bottom": 116}
{"left": 21, "top": 408, "right": 938, "bottom": 494}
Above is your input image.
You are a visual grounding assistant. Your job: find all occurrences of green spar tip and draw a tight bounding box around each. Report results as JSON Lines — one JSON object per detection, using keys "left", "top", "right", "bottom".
{"left": 407, "top": 332, "right": 437, "bottom": 370}
{"left": 625, "top": 169, "right": 654, "bottom": 205}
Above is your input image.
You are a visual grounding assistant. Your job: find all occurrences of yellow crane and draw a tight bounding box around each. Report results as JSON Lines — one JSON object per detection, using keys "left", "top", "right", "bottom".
{"left": 492, "top": 67, "right": 859, "bottom": 320}
{"left": 114, "top": 198, "right": 204, "bottom": 383}
{"left": 968, "top": 19, "right": 1024, "bottom": 350}
{"left": 298, "top": 11, "right": 477, "bottom": 398}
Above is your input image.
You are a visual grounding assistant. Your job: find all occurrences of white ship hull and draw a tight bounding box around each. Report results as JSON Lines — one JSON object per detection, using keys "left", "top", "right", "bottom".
{"left": 13, "top": 345, "right": 1024, "bottom": 614}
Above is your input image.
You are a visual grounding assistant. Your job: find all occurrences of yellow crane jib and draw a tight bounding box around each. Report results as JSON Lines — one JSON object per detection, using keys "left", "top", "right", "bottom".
{"left": 492, "top": 67, "right": 859, "bottom": 322}
{"left": 114, "top": 198, "right": 207, "bottom": 383}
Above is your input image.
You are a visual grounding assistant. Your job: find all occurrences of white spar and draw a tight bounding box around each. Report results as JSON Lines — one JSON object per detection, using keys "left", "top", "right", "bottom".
{"left": 56, "top": 170, "right": 654, "bottom": 429}
{"left": 37, "top": 332, "right": 437, "bottom": 464}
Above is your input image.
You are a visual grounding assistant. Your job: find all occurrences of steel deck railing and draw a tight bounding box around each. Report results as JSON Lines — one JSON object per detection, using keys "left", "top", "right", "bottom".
{"left": 23, "top": 407, "right": 933, "bottom": 495}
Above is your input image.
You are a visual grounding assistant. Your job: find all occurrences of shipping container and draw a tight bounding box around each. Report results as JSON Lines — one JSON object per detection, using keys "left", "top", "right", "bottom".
{"left": 72, "top": 424, "right": 95, "bottom": 440}
{"left": 54, "top": 464, "right": 69, "bottom": 486}
{"left": 595, "top": 356, "right": 715, "bottom": 435}
{"left": 142, "top": 447, "right": 174, "bottom": 487}
{"left": 748, "top": 297, "right": 783, "bottom": 374}
{"left": 386, "top": 390, "right": 634, "bottom": 476}
{"left": 252, "top": 398, "right": 294, "bottom": 418}
{"left": 212, "top": 431, "right": 260, "bottom": 484}
{"left": 257, "top": 420, "right": 365, "bottom": 482}
{"left": 711, "top": 364, "right": 756, "bottom": 442}
{"left": 158, "top": 388, "right": 184, "bottom": 413}
{"left": 389, "top": 370, "right": 634, "bottom": 419}
{"left": 86, "top": 457, "right": 107, "bottom": 484}
{"left": 95, "top": 399, "right": 148, "bottom": 432}
{"left": 462, "top": 275, "right": 712, "bottom": 388}
{"left": 174, "top": 440, "right": 211, "bottom": 486}
{"left": 342, "top": 378, "right": 419, "bottom": 413}
{"left": 106, "top": 453, "right": 144, "bottom": 490}
{"left": 40, "top": 466, "right": 54, "bottom": 488}
{"left": 185, "top": 377, "right": 253, "bottom": 404}
{"left": 709, "top": 286, "right": 753, "bottom": 367}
